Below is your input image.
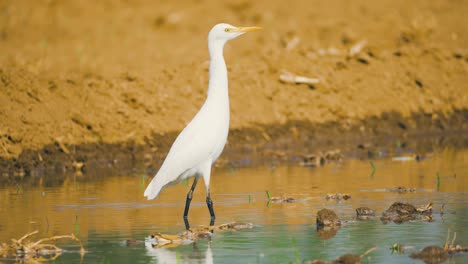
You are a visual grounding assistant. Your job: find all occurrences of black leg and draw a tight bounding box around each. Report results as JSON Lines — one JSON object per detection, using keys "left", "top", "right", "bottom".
{"left": 183, "top": 177, "right": 199, "bottom": 230}
{"left": 206, "top": 193, "right": 216, "bottom": 227}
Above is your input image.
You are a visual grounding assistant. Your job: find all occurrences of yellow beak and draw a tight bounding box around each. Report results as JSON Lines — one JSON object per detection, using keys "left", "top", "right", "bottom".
{"left": 230, "top": 26, "right": 263, "bottom": 33}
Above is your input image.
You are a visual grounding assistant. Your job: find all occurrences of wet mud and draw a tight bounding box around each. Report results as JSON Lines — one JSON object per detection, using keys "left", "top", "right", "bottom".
{"left": 1, "top": 109, "right": 467, "bottom": 182}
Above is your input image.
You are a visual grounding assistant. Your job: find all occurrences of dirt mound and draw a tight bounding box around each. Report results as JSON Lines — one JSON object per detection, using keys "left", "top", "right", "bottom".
{"left": 1, "top": 0, "right": 467, "bottom": 164}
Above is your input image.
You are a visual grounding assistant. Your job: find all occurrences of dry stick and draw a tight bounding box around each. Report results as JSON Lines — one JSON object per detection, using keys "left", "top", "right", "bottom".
{"left": 30, "top": 234, "right": 85, "bottom": 255}
{"left": 361, "top": 246, "right": 378, "bottom": 258}
{"left": 15, "top": 230, "right": 39, "bottom": 244}
{"left": 445, "top": 229, "right": 451, "bottom": 248}
{"left": 451, "top": 232, "right": 457, "bottom": 247}
{"left": 440, "top": 203, "right": 446, "bottom": 215}
{"left": 32, "top": 243, "right": 62, "bottom": 253}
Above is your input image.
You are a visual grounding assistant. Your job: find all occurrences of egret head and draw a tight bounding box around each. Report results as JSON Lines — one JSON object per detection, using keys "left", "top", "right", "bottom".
{"left": 208, "top": 23, "right": 262, "bottom": 45}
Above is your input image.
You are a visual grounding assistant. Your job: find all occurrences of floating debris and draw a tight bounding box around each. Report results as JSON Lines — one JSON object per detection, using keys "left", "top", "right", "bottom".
{"left": 0, "top": 230, "right": 85, "bottom": 262}
{"left": 301, "top": 150, "right": 343, "bottom": 167}
{"left": 316, "top": 208, "right": 341, "bottom": 227}
{"left": 392, "top": 154, "right": 425, "bottom": 162}
{"left": 301, "top": 154, "right": 325, "bottom": 167}
{"left": 381, "top": 202, "right": 433, "bottom": 224}
{"left": 416, "top": 202, "right": 433, "bottom": 214}
{"left": 149, "top": 228, "right": 212, "bottom": 248}
{"left": 266, "top": 190, "right": 297, "bottom": 203}
{"left": 279, "top": 70, "right": 320, "bottom": 86}
{"left": 217, "top": 222, "right": 254, "bottom": 231}
{"left": 356, "top": 207, "right": 375, "bottom": 220}
{"left": 323, "top": 150, "right": 343, "bottom": 162}
{"left": 386, "top": 186, "right": 416, "bottom": 193}
{"left": 404, "top": 230, "right": 468, "bottom": 263}
{"left": 125, "top": 239, "right": 141, "bottom": 247}
{"left": 326, "top": 193, "right": 351, "bottom": 201}
{"left": 444, "top": 230, "right": 468, "bottom": 254}
{"left": 270, "top": 196, "right": 297, "bottom": 203}
{"left": 308, "top": 247, "right": 377, "bottom": 263}
{"left": 148, "top": 222, "right": 254, "bottom": 248}
{"left": 410, "top": 246, "right": 448, "bottom": 263}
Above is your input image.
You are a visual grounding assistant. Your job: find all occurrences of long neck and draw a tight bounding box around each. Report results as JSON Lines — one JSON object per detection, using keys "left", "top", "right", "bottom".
{"left": 207, "top": 40, "right": 229, "bottom": 102}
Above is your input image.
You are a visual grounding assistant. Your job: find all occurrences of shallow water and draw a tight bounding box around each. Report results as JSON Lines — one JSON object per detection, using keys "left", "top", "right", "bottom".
{"left": 0, "top": 148, "right": 467, "bottom": 263}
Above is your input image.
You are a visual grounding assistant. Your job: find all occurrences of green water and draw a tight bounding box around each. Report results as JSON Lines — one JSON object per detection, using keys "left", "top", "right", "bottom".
{"left": 0, "top": 149, "right": 467, "bottom": 263}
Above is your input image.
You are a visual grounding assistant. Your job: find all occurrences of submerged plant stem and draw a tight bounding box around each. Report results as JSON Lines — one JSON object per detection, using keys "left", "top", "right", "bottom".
{"left": 437, "top": 171, "right": 441, "bottom": 191}
{"left": 369, "top": 161, "right": 376, "bottom": 177}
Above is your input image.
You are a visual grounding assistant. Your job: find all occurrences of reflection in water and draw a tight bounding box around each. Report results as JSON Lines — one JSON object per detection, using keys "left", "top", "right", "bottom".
{"left": 0, "top": 149, "right": 467, "bottom": 263}
{"left": 145, "top": 240, "right": 213, "bottom": 264}
{"left": 317, "top": 226, "right": 340, "bottom": 240}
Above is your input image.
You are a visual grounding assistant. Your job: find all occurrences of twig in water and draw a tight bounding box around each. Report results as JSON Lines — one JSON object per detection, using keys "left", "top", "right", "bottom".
{"left": 451, "top": 232, "right": 457, "bottom": 248}
{"left": 15, "top": 230, "right": 39, "bottom": 245}
{"left": 361, "top": 246, "right": 378, "bottom": 257}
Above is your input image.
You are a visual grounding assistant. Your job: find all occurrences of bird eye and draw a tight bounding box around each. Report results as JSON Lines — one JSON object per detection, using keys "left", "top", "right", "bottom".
{"left": 224, "top": 28, "right": 231, "bottom": 32}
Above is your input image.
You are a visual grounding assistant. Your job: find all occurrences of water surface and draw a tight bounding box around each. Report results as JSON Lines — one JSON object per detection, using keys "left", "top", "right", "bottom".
{"left": 0, "top": 149, "right": 467, "bottom": 263}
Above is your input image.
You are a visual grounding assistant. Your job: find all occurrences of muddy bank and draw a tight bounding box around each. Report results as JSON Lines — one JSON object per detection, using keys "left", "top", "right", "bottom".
{"left": 1, "top": 0, "right": 467, "bottom": 178}
{"left": 1, "top": 109, "right": 467, "bottom": 183}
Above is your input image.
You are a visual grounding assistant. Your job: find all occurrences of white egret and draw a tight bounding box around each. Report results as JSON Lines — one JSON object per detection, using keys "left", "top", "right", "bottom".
{"left": 144, "top": 23, "right": 262, "bottom": 229}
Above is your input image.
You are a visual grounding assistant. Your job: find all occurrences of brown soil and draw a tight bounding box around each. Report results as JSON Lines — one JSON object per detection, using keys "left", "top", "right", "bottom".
{"left": 316, "top": 208, "right": 341, "bottom": 227}
{"left": 1, "top": 0, "right": 467, "bottom": 173}
{"left": 410, "top": 246, "right": 448, "bottom": 264}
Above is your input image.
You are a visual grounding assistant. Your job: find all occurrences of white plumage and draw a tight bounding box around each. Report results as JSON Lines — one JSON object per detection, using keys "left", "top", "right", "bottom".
{"left": 144, "top": 23, "right": 261, "bottom": 227}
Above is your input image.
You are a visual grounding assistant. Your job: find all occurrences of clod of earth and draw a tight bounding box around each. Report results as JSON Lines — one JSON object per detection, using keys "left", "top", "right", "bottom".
{"left": 380, "top": 202, "right": 433, "bottom": 224}
{"left": 148, "top": 222, "right": 253, "bottom": 248}
{"left": 334, "top": 254, "right": 361, "bottom": 264}
{"left": 386, "top": 186, "right": 416, "bottom": 193}
{"left": 316, "top": 208, "right": 341, "bottom": 227}
{"left": 356, "top": 207, "right": 375, "bottom": 220}
{"left": 410, "top": 246, "right": 448, "bottom": 264}
{"left": 308, "top": 247, "right": 376, "bottom": 264}
{"left": 0, "top": 230, "right": 85, "bottom": 262}
{"left": 326, "top": 193, "right": 351, "bottom": 201}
